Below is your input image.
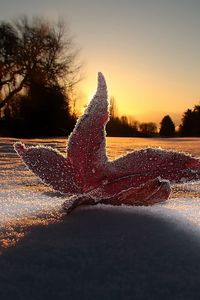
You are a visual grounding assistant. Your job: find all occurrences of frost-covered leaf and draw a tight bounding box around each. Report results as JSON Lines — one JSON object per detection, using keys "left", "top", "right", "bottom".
{"left": 14, "top": 73, "right": 200, "bottom": 214}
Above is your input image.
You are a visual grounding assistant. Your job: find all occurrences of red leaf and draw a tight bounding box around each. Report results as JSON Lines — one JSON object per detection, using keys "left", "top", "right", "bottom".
{"left": 14, "top": 73, "right": 200, "bottom": 214}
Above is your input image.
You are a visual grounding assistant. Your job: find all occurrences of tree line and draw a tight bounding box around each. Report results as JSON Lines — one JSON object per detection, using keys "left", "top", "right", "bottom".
{"left": 0, "top": 16, "right": 199, "bottom": 138}
{"left": 106, "top": 97, "right": 158, "bottom": 137}
{"left": 107, "top": 104, "right": 200, "bottom": 138}
{"left": 158, "top": 105, "right": 200, "bottom": 137}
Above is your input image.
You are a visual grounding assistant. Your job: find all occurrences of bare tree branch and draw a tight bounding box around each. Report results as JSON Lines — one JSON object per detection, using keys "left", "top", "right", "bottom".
{"left": 0, "top": 16, "right": 82, "bottom": 110}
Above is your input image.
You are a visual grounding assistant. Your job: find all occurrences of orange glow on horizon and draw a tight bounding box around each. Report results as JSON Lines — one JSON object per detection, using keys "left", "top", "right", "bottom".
{"left": 78, "top": 66, "right": 199, "bottom": 127}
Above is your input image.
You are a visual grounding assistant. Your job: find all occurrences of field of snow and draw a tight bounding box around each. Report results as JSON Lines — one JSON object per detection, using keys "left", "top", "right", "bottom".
{"left": 1, "top": 137, "right": 200, "bottom": 299}
{"left": 1, "top": 137, "right": 200, "bottom": 228}
{"left": 0, "top": 136, "right": 200, "bottom": 251}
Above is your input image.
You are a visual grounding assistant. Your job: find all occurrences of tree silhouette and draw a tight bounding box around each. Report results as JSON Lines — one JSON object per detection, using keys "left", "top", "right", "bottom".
{"left": 159, "top": 115, "right": 175, "bottom": 137}
{"left": 0, "top": 16, "right": 81, "bottom": 111}
{"left": 139, "top": 122, "right": 157, "bottom": 137}
{"left": 2, "top": 83, "right": 76, "bottom": 137}
{"left": 179, "top": 105, "right": 200, "bottom": 136}
{"left": 106, "top": 97, "right": 138, "bottom": 137}
{"left": 0, "top": 16, "right": 81, "bottom": 137}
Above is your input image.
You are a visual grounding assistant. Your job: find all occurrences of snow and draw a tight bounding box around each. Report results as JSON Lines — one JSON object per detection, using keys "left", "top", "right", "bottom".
{"left": 1, "top": 137, "right": 200, "bottom": 229}
{"left": 0, "top": 189, "right": 64, "bottom": 225}
{"left": 1, "top": 138, "right": 200, "bottom": 299}
{"left": 1, "top": 73, "right": 200, "bottom": 298}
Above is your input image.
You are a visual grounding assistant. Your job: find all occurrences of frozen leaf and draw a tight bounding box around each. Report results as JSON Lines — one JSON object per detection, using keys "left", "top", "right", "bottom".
{"left": 14, "top": 73, "right": 200, "bottom": 214}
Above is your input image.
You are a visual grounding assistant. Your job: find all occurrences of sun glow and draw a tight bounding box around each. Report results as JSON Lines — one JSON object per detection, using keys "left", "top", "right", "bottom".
{"left": 79, "top": 66, "right": 199, "bottom": 127}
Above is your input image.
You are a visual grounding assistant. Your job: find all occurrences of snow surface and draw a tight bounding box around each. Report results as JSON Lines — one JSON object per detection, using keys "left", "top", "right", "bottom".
{"left": 1, "top": 137, "right": 200, "bottom": 229}
{"left": 2, "top": 137, "right": 200, "bottom": 299}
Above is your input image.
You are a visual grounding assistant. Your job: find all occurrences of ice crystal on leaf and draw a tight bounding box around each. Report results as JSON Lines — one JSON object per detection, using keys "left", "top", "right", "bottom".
{"left": 14, "top": 73, "right": 200, "bottom": 214}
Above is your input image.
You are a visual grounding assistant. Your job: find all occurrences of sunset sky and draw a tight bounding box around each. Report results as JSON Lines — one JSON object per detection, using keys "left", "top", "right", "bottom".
{"left": 1, "top": 0, "right": 200, "bottom": 125}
